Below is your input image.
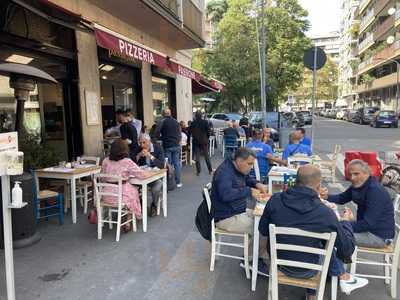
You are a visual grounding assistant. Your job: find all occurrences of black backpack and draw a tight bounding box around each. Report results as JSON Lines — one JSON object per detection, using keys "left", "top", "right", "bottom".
{"left": 195, "top": 192, "right": 213, "bottom": 241}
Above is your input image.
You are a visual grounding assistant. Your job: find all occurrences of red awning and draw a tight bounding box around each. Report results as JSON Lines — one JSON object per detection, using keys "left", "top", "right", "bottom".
{"left": 93, "top": 24, "right": 224, "bottom": 93}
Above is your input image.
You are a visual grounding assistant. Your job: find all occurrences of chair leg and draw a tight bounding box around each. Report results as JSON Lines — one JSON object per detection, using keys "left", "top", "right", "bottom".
{"left": 210, "top": 235, "right": 216, "bottom": 271}
{"left": 268, "top": 275, "right": 272, "bottom": 300}
{"left": 244, "top": 234, "right": 250, "bottom": 279}
{"left": 216, "top": 235, "right": 222, "bottom": 259}
{"left": 385, "top": 254, "right": 391, "bottom": 285}
{"left": 391, "top": 256, "right": 398, "bottom": 299}
{"left": 331, "top": 276, "right": 338, "bottom": 300}
{"left": 132, "top": 213, "right": 137, "bottom": 232}
{"left": 58, "top": 195, "right": 64, "bottom": 225}
{"left": 97, "top": 206, "right": 103, "bottom": 240}
{"left": 116, "top": 209, "right": 122, "bottom": 242}
{"left": 350, "top": 248, "right": 357, "bottom": 275}
{"left": 44, "top": 199, "right": 49, "bottom": 221}
{"left": 83, "top": 185, "right": 89, "bottom": 214}
{"left": 108, "top": 210, "right": 113, "bottom": 229}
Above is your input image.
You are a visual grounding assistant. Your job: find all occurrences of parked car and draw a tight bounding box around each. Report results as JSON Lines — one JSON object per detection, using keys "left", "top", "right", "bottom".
{"left": 353, "top": 107, "right": 379, "bottom": 125}
{"left": 370, "top": 110, "right": 398, "bottom": 128}
{"left": 284, "top": 112, "right": 305, "bottom": 127}
{"left": 343, "top": 109, "right": 357, "bottom": 121}
{"left": 248, "top": 111, "right": 285, "bottom": 141}
{"left": 299, "top": 111, "right": 312, "bottom": 125}
{"left": 336, "top": 108, "right": 348, "bottom": 120}
{"left": 209, "top": 112, "right": 242, "bottom": 128}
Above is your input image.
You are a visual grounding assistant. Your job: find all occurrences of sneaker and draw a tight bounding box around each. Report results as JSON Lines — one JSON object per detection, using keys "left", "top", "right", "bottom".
{"left": 177, "top": 183, "right": 183, "bottom": 188}
{"left": 340, "top": 275, "right": 368, "bottom": 295}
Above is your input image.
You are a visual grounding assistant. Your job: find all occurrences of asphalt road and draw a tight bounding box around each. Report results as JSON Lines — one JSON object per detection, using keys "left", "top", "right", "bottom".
{"left": 313, "top": 117, "right": 400, "bottom": 155}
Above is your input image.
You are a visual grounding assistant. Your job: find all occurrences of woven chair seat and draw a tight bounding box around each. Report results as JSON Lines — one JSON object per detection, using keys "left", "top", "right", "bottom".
{"left": 278, "top": 271, "right": 320, "bottom": 289}
{"left": 358, "top": 244, "right": 394, "bottom": 254}
{"left": 38, "top": 190, "right": 59, "bottom": 199}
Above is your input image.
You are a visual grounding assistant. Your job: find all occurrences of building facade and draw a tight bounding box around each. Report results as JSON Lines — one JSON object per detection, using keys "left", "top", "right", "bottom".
{"left": 0, "top": 0, "right": 221, "bottom": 161}
{"left": 338, "top": 0, "right": 360, "bottom": 108}
{"left": 311, "top": 32, "right": 341, "bottom": 64}
{"left": 355, "top": 0, "right": 400, "bottom": 112}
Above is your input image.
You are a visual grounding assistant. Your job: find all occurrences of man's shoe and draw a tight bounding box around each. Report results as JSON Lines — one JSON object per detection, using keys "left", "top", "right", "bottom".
{"left": 340, "top": 275, "right": 368, "bottom": 295}
{"left": 177, "top": 183, "right": 183, "bottom": 188}
{"left": 149, "top": 203, "right": 157, "bottom": 217}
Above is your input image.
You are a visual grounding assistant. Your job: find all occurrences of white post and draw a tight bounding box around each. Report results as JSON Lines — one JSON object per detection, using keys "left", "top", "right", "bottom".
{"left": 2, "top": 175, "right": 16, "bottom": 300}
{"left": 311, "top": 45, "right": 318, "bottom": 153}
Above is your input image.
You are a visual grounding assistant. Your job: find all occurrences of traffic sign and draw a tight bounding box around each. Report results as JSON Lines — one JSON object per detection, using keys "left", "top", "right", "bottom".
{"left": 304, "top": 47, "right": 327, "bottom": 70}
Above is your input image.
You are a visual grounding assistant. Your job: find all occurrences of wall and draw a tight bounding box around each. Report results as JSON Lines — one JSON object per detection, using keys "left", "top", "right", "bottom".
{"left": 75, "top": 30, "right": 104, "bottom": 156}
{"left": 175, "top": 50, "right": 193, "bottom": 122}
{"left": 141, "top": 62, "right": 154, "bottom": 127}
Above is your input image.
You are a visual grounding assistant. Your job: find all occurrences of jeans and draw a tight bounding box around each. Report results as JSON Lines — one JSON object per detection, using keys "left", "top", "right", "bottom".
{"left": 149, "top": 180, "right": 162, "bottom": 208}
{"left": 164, "top": 146, "right": 181, "bottom": 184}
{"left": 354, "top": 231, "right": 388, "bottom": 248}
{"left": 279, "top": 249, "right": 345, "bottom": 296}
{"left": 194, "top": 143, "right": 212, "bottom": 174}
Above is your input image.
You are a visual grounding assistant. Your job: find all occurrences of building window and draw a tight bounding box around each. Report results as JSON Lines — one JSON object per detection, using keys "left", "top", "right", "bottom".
{"left": 152, "top": 75, "right": 176, "bottom": 121}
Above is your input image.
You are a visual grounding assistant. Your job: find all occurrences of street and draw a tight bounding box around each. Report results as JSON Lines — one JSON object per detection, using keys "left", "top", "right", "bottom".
{"left": 1, "top": 118, "right": 399, "bottom": 300}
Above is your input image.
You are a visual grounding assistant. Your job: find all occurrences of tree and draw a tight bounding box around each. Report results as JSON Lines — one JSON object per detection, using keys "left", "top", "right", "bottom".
{"left": 193, "top": 0, "right": 311, "bottom": 113}
{"left": 206, "top": 0, "right": 228, "bottom": 24}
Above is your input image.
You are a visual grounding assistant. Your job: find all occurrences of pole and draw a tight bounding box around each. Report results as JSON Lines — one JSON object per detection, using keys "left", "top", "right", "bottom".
{"left": 396, "top": 62, "right": 399, "bottom": 118}
{"left": 311, "top": 45, "right": 318, "bottom": 153}
{"left": 2, "top": 175, "right": 16, "bottom": 300}
{"left": 260, "top": 0, "right": 267, "bottom": 128}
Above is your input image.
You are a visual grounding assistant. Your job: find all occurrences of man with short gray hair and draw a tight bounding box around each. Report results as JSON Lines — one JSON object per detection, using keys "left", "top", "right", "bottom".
{"left": 321, "top": 159, "right": 395, "bottom": 249}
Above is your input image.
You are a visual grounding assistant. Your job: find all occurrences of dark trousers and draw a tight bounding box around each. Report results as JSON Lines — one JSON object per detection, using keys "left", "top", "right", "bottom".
{"left": 194, "top": 143, "right": 212, "bottom": 174}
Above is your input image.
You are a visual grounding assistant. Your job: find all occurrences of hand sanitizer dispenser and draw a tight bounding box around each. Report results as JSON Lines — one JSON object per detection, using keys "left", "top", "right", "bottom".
{"left": 11, "top": 181, "right": 22, "bottom": 207}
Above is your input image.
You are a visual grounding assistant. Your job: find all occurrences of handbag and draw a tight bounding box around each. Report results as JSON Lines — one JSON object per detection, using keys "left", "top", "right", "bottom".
{"left": 88, "top": 209, "right": 98, "bottom": 224}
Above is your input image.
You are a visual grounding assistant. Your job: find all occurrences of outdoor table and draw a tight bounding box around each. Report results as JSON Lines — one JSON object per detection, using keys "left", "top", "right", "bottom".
{"left": 268, "top": 166, "right": 296, "bottom": 194}
{"left": 36, "top": 165, "right": 101, "bottom": 224}
{"left": 251, "top": 202, "right": 265, "bottom": 291}
{"left": 129, "top": 169, "right": 167, "bottom": 232}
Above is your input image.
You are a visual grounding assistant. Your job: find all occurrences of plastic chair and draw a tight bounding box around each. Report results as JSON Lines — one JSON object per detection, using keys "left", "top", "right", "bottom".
{"left": 203, "top": 183, "right": 250, "bottom": 279}
{"left": 32, "top": 170, "right": 64, "bottom": 225}
{"left": 94, "top": 173, "right": 137, "bottom": 242}
{"left": 268, "top": 224, "right": 338, "bottom": 300}
{"left": 350, "top": 194, "right": 400, "bottom": 298}
{"left": 223, "top": 135, "right": 238, "bottom": 159}
{"left": 76, "top": 156, "right": 100, "bottom": 214}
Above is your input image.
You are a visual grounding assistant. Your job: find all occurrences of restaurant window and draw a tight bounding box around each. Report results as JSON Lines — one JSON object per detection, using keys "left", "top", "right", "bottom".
{"left": 99, "top": 62, "right": 140, "bottom": 132}
{"left": 152, "top": 75, "right": 176, "bottom": 121}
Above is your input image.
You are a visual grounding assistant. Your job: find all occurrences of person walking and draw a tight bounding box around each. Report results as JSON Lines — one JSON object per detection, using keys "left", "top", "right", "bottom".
{"left": 189, "top": 111, "right": 213, "bottom": 176}
{"left": 155, "top": 108, "right": 182, "bottom": 187}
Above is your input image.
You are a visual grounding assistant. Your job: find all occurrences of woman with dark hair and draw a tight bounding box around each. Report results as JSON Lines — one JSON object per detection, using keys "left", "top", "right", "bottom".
{"left": 101, "top": 139, "right": 149, "bottom": 230}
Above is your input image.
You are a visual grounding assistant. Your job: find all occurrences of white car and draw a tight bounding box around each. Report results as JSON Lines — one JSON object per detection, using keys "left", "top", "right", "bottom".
{"left": 209, "top": 113, "right": 242, "bottom": 128}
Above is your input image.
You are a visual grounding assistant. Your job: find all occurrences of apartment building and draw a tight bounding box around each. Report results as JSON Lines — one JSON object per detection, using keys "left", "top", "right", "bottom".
{"left": 355, "top": 0, "right": 400, "bottom": 112}
{"left": 0, "top": 0, "right": 222, "bottom": 160}
{"left": 338, "top": 0, "right": 360, "bottom": 108}
{"left": 311, "top": 32, "right": 341, "bottom": 63}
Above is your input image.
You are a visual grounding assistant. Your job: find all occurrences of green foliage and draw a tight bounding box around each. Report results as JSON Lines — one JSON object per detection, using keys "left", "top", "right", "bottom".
{"left": 350, "top": 23, "right": 359, "bottom": 39}
{"left": 206, "top": 0, "right": 228, "bottom": 24}
{"left": 194, "top": 0, "right": 311, "bottom": 113}
{"left": 19, "top": 133, "right": 58, "bottom": 171}
{"left": 359, "top": 73, "right": 376, "bottom": 84}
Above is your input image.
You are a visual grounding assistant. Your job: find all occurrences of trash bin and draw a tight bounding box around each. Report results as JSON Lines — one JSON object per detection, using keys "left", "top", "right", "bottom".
{"left": 0, "top": 172, "right": 41, "bottom": 249}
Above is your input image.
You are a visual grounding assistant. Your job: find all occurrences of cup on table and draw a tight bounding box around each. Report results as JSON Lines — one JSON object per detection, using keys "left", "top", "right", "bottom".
{"left": 58, "top": 161, "right": 66, "bottom": 167}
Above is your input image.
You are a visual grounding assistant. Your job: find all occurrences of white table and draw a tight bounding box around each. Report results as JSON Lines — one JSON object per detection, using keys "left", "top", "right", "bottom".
{"left": 251, "top": 203, "right": 265, "bottom": 291}
{"left": 129, "top": 169, "right": 167, "bottom": 232}
{"left": 36, "top": 166, "right": 101, "bottom": 224}
{"left": 267, "top": 166, "right": 296, "bottom": 194}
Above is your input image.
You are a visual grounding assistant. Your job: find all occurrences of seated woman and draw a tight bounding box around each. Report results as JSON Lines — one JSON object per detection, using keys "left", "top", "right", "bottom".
{"left": 101, "top": 138, "right": 149, "bottom": 231}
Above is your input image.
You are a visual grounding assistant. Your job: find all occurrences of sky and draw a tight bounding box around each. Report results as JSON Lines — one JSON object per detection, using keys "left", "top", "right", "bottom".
{"left": 298, "top": 0, "right": 342, "bottom": 37}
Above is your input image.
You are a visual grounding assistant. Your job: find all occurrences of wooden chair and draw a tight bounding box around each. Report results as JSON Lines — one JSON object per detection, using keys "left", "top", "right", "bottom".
{"left": 317, "top": 145, "right": 341, "bottom": 183}
{"left": 268, "top": 224, "right": 338, "bottom": 300}
{"left": 94, "top": 173, "right": 136, "bottom": 242}
{"left": 203, "top": 183, "right": 250, "bottom": 279}
{"left": 350, "top": 194, "right": 400, "bottom": 299}
{"left": 253, "top": 159, "right": 261, "bottom": 181}
{"left": 287, "top": 154, "right": 312, "bottom": 167}
{"left": 181, "top": 145, "right": 188, "bottom": 165}
{"left": 32, "top": 170, "right": 64, "bottom": 225}
{"left": 223, "top": 135, "right": 238, "bottom": 159}
{"left": 76, "top": 156, "right": 100, "bottom": 214}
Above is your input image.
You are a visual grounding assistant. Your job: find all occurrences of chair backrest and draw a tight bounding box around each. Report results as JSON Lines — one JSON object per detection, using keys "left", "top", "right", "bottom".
{"left": 79, "top": 156, "right": 100, "bottom": 166}
{"left": 203, "top": 183, "right": 215, "bottom": 228}
{"left": 31, "top": 170, "right": 40, "bottom": 198}
{"left": 253, "top": 159, "right": 261, "bottom": 181}
{"left": 93, "top": 173, "right": 123, "bottom": 209}
{"left": 287, "top": 155, "right": 312, "bottom": 167}
{"left": 332, "top": 144, "right": 342, "bottom": 160}
{"left": 392, "top": 194, "right": 400, "bottom": 257}
{"left": 224, "top": 135, "right": 238, "bottom": 147}
{"left": 269, "top": 224, "right": 337, "bottom": 295}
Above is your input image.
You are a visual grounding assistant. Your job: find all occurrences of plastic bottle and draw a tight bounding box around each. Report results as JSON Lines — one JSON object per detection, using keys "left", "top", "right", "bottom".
{"left": 12, "top": 181, "right": 22, "bottom": 207}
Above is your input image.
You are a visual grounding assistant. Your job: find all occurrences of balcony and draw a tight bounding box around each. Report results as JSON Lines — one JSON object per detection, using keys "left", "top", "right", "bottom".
{"left": 358, "top": 34, "right": 375, "bottom": 53}
{"left": 360, "top": 8, "right": 375, "bottom": 33}
{"left": 375, "top": 0, "right": 391, "bottom": 15}
{"left": 157, "top": 0, "right": 179, "bottom": 16}
{"left": 357, "top": 72, "right": 398, "bottom": 93}
{"left": 374, "top": 15, "right": 395, "bottom": 41}
{"left": 359, "top": 0, "right": 374, "bottom": 15}
{"left": 358, "top": 40, "right": 400, "bottom": 74}
{"left": 183, "top": 0, "right": 203, "bottom": 39}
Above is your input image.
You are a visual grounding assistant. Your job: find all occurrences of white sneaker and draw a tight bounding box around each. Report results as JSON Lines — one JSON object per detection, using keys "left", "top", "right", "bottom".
{"left": 340, "top": 275, "right": 369, "bottom": 295}
{"left": 177, "top": 183, "right": 183, "bottom": 188}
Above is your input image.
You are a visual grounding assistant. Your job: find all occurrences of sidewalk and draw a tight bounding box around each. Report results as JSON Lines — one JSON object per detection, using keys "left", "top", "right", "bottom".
{"left": 0, "top": 153, "right": 398, "bottom": 300}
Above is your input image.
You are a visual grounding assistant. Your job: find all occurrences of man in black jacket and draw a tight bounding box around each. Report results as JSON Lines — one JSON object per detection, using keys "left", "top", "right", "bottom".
{"left": 189, "top": 111, "right": 213, "bottom": 176}
{"left": 135, "top": 133, "right": 164, "bottom": 217}
{"left": 120, "top": 111, "right": 139, "bottom": 159}
{"left": 259, "top": 165, "right": 368, "bottom": 299}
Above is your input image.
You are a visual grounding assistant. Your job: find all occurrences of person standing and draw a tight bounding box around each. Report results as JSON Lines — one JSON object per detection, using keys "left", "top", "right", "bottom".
{"left": 189, "top": 111, "right": 213, "bottom": 176}
{"left": 120, "top": 111, "right": 139, "bottom": 160}
{"left": 155, "top": 108, "right": 182, "bottom": 187}
{"left": 126, "top": 109, "right": 142, "bottom": 137}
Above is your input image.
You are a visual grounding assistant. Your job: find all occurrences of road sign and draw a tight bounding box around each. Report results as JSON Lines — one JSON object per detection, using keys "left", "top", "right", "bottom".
{"left": 304, "top": 47, "right": 327, "bottom": 71}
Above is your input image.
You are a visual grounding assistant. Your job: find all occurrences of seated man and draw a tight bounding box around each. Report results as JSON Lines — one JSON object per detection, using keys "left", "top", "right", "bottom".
{"left": 262, "top": 127, "right": 275, "bottom": 151}
{"left": 259, "top": 165, "right": 368, "bottom": 299}
{"left": 223, "top": 120, "right": 240, "bottom": 138}
{"left": 297, "top": 127, "right": 311, "bottom": 147}
{"left": 321, "top": 159, "right": 395, "bottom": 248}
{"left": 281, "top": 131, "right": 312, "bottom": 165}
{"left": 246, "top": 130, "right": 281, "bottom": 181}
{"left": 134, "top": 134, "right": 164, "bottom": 217}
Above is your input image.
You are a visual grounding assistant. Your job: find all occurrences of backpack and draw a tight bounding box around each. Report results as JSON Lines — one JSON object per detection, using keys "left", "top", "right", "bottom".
{"left": 381, "top": 165, "right": 400, "bottom": 198}
{"left": 166, "top": 163, "right": 176, "bottom": 191}
{"left": 195, "top": 193, "right": 213, "bottom": 241}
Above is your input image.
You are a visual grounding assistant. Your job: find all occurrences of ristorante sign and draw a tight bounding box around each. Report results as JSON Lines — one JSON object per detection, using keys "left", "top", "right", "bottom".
{"left": 94, "top": 28, "right": 202, "bottom": 81}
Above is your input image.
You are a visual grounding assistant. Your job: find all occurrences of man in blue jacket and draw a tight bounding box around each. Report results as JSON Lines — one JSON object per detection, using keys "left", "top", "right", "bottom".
{"left": 211, "top": 147, "right": 268, "bottom": 233}
{"left": 321, "top": 159, "right": 395, "bottom": 248}
{"left": 281, "top": 132, "right": 312, "bottom": 165}
{"left": 259, "top": 165, "right": 368, "bottom": 299}
{"left": 297, "top": 127, "right": 312, "bottom": 147}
